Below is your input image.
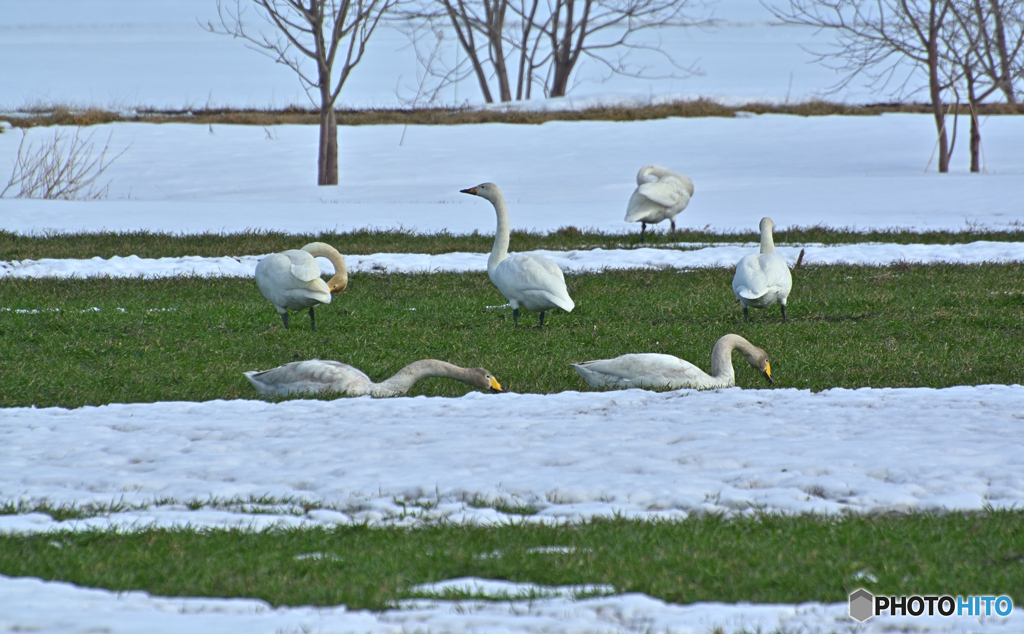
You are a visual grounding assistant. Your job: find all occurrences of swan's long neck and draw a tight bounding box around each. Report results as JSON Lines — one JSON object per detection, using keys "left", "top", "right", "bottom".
{"left": 370, "top": 360, "right": 473, "bottom": 397}
{"left": 759, "top": 220, "right": 776, "bottom": 254}
{"left": 707, "top": 334, "right": 756, "bottom": 387}
{"left": 488, "top": 191, "right": 511, "bottom": 274}
{"left": 302, "top": 242, "right": 348, "bottom": 291}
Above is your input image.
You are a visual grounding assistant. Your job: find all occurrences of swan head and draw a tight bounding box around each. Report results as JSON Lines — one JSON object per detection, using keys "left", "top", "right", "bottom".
{"left": 460, "top": 182, "right": 503, "bottom": 204}
{"left": 470, "top": 368, "right": 504, "bottom": 393}
{"left": 328, "top": 278, "right": 347, "bottom": 293}
{"left": 751, "top": 354, "right": 774, "bottom": 385}
{"left": 759, "top": 217, "right": 775, "bottom": 234}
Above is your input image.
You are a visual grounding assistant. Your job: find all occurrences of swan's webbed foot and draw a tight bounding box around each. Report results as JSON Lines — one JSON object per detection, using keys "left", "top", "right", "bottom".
{"left": 280, "top": 312, "right": 290, "bottom": 329}
{"left": 309, "top": 306, "right": 317, "bottom": 331}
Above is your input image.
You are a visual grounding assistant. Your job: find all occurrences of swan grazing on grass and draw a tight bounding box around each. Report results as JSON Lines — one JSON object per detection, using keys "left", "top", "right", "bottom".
{"left": 255, "top": 242, "right": 348, "bottom": 331}
{"left": 625, "top": 165, "right": 694, "bottom": 242}
{"left": 244, "top": 359, "right": 504, "bottom": 398}
{"left": 732, "top": 217, "right": 793, "bottom": 322}
{"left": 460, "top": 182, "right": 575, "bottom": 328}
{"left": 572, "top": 334, "right": 774, "bottom": 391}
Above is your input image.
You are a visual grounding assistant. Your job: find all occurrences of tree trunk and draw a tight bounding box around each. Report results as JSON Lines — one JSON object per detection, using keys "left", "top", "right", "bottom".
{"left": 927, "top": 18, "right": 950, "bottom": 173}
{"left": 967, "top": 74, "right": 981, "bottom": 173}
{"left": 317, "top": 103, "right": 339, "bottom": 186}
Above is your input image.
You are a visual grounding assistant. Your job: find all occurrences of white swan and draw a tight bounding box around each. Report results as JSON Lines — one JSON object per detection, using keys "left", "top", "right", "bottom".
{"left": 255, "top": 242, "right": 348, "bottom": 331}
{"left": 624, "top": 165, "right": 694, "bottom": 242}
{"left": 461, "top": 182, "right": 575, "bottom": 328}
{"left": 572, "top": 334, "right": 773, "bottom": 391}
{"left": 244, "top": 359, "right": 504, "bottom": 398}
{"left": 731, "top": 217, "right": 793, "bottom": 322}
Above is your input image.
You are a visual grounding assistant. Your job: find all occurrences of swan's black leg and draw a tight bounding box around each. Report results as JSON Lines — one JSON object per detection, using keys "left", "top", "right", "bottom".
{"left": 743, "top": 306, "right": 749, "bottom": 322}
{"left": 512, "top": 308, "right": 520, "bottom": 328}
{"left": 537, "top": 311, "right": 546, "bottom": 329}
{"left": 281, "top": 312, "right": 290, "bottom": 329}
{"left": 309, "top": 306, "right": 317, "bottom": 331}
{"left": 670, "top": 219, "right": 676, "bottom": 234}
{"left": 640, "top": 222, "right": 646, "bottom": 243}
{"left": 781, "top": 304, "right": 787, "bottom": 323}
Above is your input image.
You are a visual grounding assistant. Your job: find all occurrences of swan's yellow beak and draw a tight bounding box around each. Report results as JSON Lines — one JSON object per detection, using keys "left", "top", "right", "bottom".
{"left": 460, "top": 186, "right": 479, "bottom": 196}
{"left": 489, "top": 377, "right": 504, "bottom": 393}
{"left": 763, "top": 361, "right": 775, "bottom": 385}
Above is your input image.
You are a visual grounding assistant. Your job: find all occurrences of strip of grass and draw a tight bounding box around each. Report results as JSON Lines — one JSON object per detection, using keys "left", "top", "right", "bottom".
{"left": 2, "top": 264, "right": 1023, "bottom": 408}
{"left": 4, "top": 226, "right": 1024, "bottom": 260}
{"left": 0, "top": 512, "right": 1020, "bottom": 610}
{"left": 6, "top": 99, "right": 1024, "bottom": 129}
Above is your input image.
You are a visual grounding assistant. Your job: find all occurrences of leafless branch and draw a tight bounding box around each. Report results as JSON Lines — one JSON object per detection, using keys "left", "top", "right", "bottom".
{"left": 2, "top": 127, "right": 127, "bottom": 200}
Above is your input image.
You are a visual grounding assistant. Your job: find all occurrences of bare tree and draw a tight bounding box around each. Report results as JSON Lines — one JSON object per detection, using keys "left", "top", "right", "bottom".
{"left": 944, "top": 0, "right": 1024, "bottom": 170}
{"left": 206, "top": 0, "right": 395, "bottom": 185}
{"left": 767, "top": 0, "right": 962, "bottom": 172}
{"left": 2, "top": 127, "right": 127, "bottom": 200}
{"left": 400, "top": 0, "right": 712, "bottom": 104}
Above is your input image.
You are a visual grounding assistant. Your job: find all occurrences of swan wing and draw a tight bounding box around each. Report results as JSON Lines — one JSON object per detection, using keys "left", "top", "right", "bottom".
{"left": 255, "top": 251, "right": 331, "bottom": 311}
{"left": 625, "top": 189, "right": 667, "bottom": 223}
{"left": 732, "top": 254, "right": 769, "bottom": 300}
{"left": 244, "top": 360, "right": 371, "bottom": 397}
{"left": 573, "top": 353, "right": 705, "bottom": 389}
{"left": 759, "top": 253, "right": 793, "bottom": 296}
{"left": 493, "top": 254, "right": 575, "bottom": 312}
{"left": 637, "top": 175, "right": 693, "bottom": 210}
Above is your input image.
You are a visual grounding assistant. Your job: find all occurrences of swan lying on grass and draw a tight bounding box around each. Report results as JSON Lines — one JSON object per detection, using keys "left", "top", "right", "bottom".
{"left": 255, "top": 242, "right": 348, "bottom": 331}
{"left": 732, "top": 217, "right": 793, "bottom": 322}
{"left": 244, "top": 359, "right": 504, "bottom": 398}
{"left": 624, "top": 164, "right": 694, "bottom": 242}
{"left": 460, "top": 182, "right": 575, "bottom": 329}
{"left": 572, "top": 334, "right": 773, "bottom": 390}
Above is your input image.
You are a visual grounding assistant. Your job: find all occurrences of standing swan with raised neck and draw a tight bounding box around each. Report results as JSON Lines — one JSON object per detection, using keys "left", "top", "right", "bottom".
{"left": 244, "top": 358, "right": 504, "bottom": 398}
{"left": 254, "top": 241, "right": 348, "bottom": 331}
{"left": 572, "top": 334, "right": 774, "bottom": 391}
{"left": 731, "top": 217, "right": 793, "bottom": 322}
{"left": 460, "top": 182, "right": 575, "bottom": 328}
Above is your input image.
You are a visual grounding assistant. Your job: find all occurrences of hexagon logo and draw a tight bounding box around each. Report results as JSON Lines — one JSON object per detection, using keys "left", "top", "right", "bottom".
{"left": 849, "top": 588, "right": 875, "bottom": 622}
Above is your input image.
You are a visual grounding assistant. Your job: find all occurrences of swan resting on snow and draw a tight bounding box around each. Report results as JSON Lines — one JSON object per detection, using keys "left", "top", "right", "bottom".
{"left": 460, "top": 182, "right": 575, "bottom": 328}
{"left": 244, "top": 358, "right": 504, "bottom": 398}
{"left": 624, "top": 164, "right": 694, "bottom": 242}
{"left": 732, "top": 217, "right": 793, "bottom": 322}
{"left": 572, "top": 334, "right": 773, "bottom": 391}
{"left": 255, "top": 242, "right": 348, "bottom": 331}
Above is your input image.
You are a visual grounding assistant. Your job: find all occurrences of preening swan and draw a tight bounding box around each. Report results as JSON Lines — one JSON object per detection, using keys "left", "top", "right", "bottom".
{"left": 460, "top": 182, "right": 575, "bottom": 328}
{"left": 625, "top": 165, "right": 694, "bottom": 242}
{"left": 255, "top": 242, "right": 348, "bottom": 331}
{"left": 244, "top": 359, "right": 504, "bottom": 398}
{"left": 731, "top": 217, "right": 793, "bottom": 322}
{"left": 572, "top": 334, "right": 774, "bottom": 391}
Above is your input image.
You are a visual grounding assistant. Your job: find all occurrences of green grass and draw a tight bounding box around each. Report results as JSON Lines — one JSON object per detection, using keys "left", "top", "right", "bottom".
{"left": 2, "top": 263, "right": 1023, "bottom": 408}
{"left": 0, "top": 512, "right": 1020, "bottom": 610}
{"left": 4, "top": 226, "right": 1024, "bottom": 260}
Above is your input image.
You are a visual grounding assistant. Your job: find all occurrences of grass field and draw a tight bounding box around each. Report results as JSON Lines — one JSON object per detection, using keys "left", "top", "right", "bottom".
{"left": 2, "top": 263, "right": 1024, "bottom": 408}
{"left": 4, "top": 227, "right": 1024, "bottom": 261}
{"left": 0, "top": 512, "right": 1021, "bottom": 610}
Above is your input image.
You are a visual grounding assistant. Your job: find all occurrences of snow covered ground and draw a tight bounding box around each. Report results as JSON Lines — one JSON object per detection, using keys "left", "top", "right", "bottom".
{"left": 3, "top": 387, "right": 1024, "bottom": 632}
{"left": 2, "top": 115, "right": 1023, "bottom": 237}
